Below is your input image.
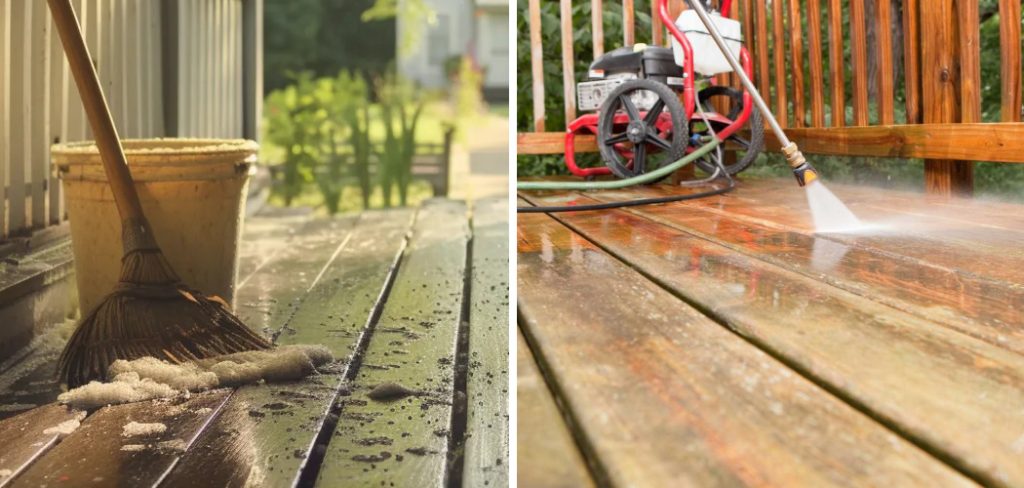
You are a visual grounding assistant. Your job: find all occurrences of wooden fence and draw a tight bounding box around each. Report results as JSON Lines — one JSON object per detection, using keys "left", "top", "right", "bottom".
{"left": 518, "top": 0, "right": 1024, "bottom": 196}
{"left": 0, "top": 0, "right": 261, "bottom": 240}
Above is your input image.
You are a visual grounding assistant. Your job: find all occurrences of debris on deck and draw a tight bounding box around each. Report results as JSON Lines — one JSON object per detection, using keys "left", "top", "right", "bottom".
{"left": 0, "top": 197, "right": 509, "bottom": 487}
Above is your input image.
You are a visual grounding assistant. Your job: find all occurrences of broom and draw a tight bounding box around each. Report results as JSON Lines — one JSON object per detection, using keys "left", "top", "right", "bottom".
{"left": 48, "top": 0, "right": 272, "bottom": 388}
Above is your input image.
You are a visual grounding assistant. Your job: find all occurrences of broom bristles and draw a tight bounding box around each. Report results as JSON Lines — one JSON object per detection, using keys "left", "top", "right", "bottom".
{"left": 58, "top": 249, "right": 273, "bottom": 388}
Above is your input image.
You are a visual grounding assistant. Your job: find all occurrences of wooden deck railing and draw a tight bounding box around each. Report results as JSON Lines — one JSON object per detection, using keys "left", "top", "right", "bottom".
{"left": 518, "top": 0, "right": 1024, "bottom": 196}
{"left": 0, "top": 0, "right": 260, "bottom": 240}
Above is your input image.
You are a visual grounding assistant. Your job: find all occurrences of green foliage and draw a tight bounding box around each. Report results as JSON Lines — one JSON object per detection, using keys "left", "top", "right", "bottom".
{"left": 264, "top": 0, "right": 396, "bottom": 93}
{"left": 263, "top": 70, "right": 436, "bottom": 214}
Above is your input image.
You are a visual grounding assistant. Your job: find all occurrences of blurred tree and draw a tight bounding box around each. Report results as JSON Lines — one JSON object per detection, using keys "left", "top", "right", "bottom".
{"left": 264, "top": 0, "right": 397, "bottom": 93}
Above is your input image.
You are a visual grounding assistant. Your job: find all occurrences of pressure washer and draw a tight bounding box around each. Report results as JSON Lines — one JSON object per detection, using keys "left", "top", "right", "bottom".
{"left": 517, "top": 0, "right": 817, "bottom": 213}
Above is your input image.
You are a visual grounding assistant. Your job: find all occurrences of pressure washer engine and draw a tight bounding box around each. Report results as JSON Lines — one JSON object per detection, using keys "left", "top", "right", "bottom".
{"left": 564, "top": 0, "right": 764, "bottom": 182}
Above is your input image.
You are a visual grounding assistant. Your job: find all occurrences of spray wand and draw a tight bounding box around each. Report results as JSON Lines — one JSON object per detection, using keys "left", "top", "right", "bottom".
{"left": 684, "top": 0, "right": 817, "bottom": 186}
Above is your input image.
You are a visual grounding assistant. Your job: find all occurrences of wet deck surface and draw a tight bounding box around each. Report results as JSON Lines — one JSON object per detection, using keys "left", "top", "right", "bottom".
{"left": 0, "top": 197, "right": 508, "bottom": 487}
{"left": 517, "top": 178, "right": 1024, "bottom": 487}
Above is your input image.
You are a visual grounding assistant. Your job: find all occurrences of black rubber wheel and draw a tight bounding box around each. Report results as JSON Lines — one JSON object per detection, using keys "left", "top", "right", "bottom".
{"left": 692, "top": 86, "right": 765, "bottom": 175}
{"left": 597, "top": 79, "right": 688, "bottom": 180}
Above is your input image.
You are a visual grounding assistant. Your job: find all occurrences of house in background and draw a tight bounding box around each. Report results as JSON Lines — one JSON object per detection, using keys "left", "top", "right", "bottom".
{"left": 396, "top": 0, "right": 509, "bottom": 101}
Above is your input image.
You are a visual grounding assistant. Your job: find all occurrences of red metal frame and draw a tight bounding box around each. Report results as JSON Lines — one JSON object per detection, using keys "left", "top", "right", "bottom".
{"left": 563, "top": 0, "right": 754, "bottom": 177}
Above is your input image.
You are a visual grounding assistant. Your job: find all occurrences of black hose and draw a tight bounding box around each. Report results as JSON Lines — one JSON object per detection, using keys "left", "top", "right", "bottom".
{"left": 516, "top": 177, "right": 736, "bottom": 213}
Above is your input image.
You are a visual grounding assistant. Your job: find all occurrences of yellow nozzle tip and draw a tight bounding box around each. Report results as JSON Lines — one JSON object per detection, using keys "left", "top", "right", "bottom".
{"left": 804, "top": 170, "right": 818, "bottom": 184}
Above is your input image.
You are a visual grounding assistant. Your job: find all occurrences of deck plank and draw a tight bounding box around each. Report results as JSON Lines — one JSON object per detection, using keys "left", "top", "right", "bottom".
{"left": 233, "top": 216, "right": 359, "bottom": 335}
{"left": 0, "top": 404, "right": 81, "bottom": 487}
{"left": 0, "top": 215, "right": 360, "bottom": 487}
{"left": 581, "top": 188, "right": 1024, "bottom": 356}
{"left": 623, "top": 183, "right": 1024, "bottom": 284}
{"left": 516, "top": 209, "right": 972, "bottom": 487}
{"left": 159, "top": 210, "right": 413, "bottom": 488}
{"left": 316, "top": 199, "right": 470, "bottom": 487}
{"left": 463, "top": 197, "right": 510, "bottom": 487}
{"left": 522, "top": 192, "right": 1024, "bottom": 486}
{"left": 516, "top": 330, "right": 595, "bottom": 488}
{"left": 10, "top": 391, "right": 229, "bottom": 487}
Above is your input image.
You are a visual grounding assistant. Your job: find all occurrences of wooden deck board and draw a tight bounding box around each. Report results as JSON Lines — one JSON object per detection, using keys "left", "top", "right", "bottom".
{"left": 316, "top": 199, "right": 470, "bottom": 487}
{"left": 0, "top": 404, "right": 81, "bottom": 487}
{"left": 232, "top": 216, "right": 359, "bottom": 335}
{"left": 159, "top": 210, "right": 413, "bottom": 488}
{"left": 520, "top": 188, "right": 1024, "bottom": 486}
{"left": 516, "top": 330, "right": 595, "bottom": 488}
{"left": 10, "top": 391, "right": 230, "bottom": 487}
{"left": 624, "top": 183, "right": 1024, "bottom": 284}
{"left": 516, "top": 208, "right": 973, "bottom": 487}
{"left": 574, "top": 186, "right": 1024, "bottom": 356}
{"left": 463, "top": 197, "right": 510, "bottom": 487}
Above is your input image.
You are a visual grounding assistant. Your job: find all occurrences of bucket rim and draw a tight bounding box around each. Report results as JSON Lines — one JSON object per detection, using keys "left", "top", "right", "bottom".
{"left": 51, "top": 138, "right": 259, "bottom": 165}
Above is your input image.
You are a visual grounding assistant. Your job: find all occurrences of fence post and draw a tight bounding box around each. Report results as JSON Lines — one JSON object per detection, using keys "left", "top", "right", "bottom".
{"left": 918, "top": 0, "right": 974, "bottom": 196}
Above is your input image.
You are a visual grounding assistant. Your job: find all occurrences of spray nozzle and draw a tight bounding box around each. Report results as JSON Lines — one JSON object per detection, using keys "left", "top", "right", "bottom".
{"left": 792, "top": 162, "right": 818, "bottom": 187}
{"left": 781, "top": 142, "right": 816, "bottom": 187}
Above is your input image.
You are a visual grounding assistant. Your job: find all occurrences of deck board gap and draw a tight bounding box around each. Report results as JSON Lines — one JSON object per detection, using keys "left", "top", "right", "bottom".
{"left": 292, "top": 214, "right": 413, "bottom": 488}
{"left": 443, "top": 235, "right": 473, "bottom": 488}
{"left": 515, "top": 314, "right": 613, "bottom": 488}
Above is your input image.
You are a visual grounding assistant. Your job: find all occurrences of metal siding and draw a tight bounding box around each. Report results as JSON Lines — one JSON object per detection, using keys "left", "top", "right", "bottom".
{"left": 0, "top": 0, "right": 251, "bottom": 239}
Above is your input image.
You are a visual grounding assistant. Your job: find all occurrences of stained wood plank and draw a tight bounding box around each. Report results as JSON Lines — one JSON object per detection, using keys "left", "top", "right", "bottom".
{"left": 516, "top": 206, "right": 974, "bottom": 487}
{"left": 754, "top": 0, "right": 770, "bottom": 112}
{"left": 636, "top": 182, "right": 1024, "bottom": 284}
{"left": 874, "top": 0, "right": 894, "bottom": 124}
{"left": 957, "top": 0, "right": 981, "bottom": 124}
{"left": 583, "top": 185, "right": 1024, "bottom": 356}
{"left": 920, "top": 0, "right": 972, "bottom": 195}
{"left": 159, "top": 210, "right": 413, "bottom": 488}
{"left": 771, "top": 0, "right": 788, "bottom": 127}
{"left": 232, "top": 216, "right": 357, "bottom": 332}
{"left": 786, "top": 0, "right": 804, "bottom": 127}
{"left": 518, "top": 132, "right": 596, "bottom": 155}
{"left": 316, "top": 200, "right": 469, "bottom": 487}
{"left": 522, "top": 190, "right": 1024, "bottom": 486}
{"left": 999, "top": 0, "right": 1021, "bottom": 122}
{"left": 10, "top": 391, "right": 230, "bottom": 487}
{"left": 806, "top": 0, "right": 824, "bottom": 127}
{"left": 826, "top": 0, "right": 844, "bottom": 127}
{"left": 760, "top": 122, "right": 1024, "bottom": 163}
{"left": 849, "top": 0, "right": 868, "bottom": 125}
{"left": 516, "top": 330, "right": 594, "bottom": 488}
{"left": 592, "top": 0, "right": 604, "bottom": 57}
{"left": 903, "top": 0, "right": 921, "bottom": 124}
{"left": 560, "top": 0, "right": 577, "bottom": 124}
{"left": 622, "top": 0, "right": 634, "bottom": 46}
{"left": 463, "top": 197, "right": 510, "bottom": 487}
{"left": 528, "top": 0, "right": 545, "bottom": 132}
{"left": 0, "top": 404, "right": 81, "bottom": 486}
{"left": 650, "top": 0, "right": 661, "bottom": 46}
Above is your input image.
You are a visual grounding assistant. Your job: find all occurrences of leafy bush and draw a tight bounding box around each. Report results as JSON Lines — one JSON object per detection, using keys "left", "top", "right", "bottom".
{"left": 263, "top": 70, "right": 437, "bottom": 214}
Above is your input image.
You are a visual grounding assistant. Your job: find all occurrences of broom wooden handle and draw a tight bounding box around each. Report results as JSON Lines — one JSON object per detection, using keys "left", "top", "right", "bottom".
{"left": 47, "top": 0, "right": 145, "bottom": 223}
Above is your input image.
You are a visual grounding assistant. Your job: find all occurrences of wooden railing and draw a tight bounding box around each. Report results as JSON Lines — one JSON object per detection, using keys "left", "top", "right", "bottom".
{"left": 518, "top": 0, "right": 1024, "bottom": 196}
{"left": 0, "top": 0, "right": 260, "bottom": 240}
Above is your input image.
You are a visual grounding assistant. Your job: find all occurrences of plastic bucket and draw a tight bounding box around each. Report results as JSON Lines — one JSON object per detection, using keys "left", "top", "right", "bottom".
{"left": 52, "top": 138, "right": 257, "bottom": 314}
